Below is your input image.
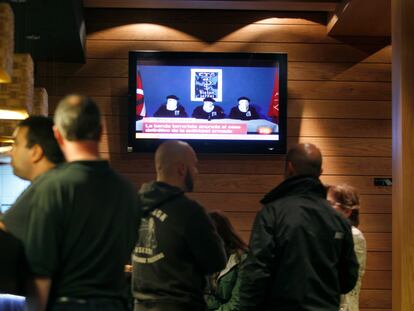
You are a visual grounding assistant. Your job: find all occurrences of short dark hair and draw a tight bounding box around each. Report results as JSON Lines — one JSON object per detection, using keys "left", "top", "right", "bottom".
{"left": 203, "top": 97, "right": 215, "bottom": 103}
{"left": 286, "top": 143, "right": 322, "bottom": 177}
{"left": 18, "top": 116, "right": 65, "bottom": 164}
{"left": 54, "top": 94, "right": 102, "bottom": 141}
{"left": 237, "top": 96, "right": 250, "bottom": 102}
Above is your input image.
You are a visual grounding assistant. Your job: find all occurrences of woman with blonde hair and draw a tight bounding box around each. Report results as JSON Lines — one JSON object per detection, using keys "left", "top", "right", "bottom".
{"left": 327, "top": 184, "right": 367, "bottom": 311}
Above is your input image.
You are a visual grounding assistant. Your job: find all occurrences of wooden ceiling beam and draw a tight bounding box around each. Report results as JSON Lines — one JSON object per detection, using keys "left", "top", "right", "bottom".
{"left": 327, "top": 0, "right": 391, "bottom": 36}
{"left": 84, "top": 0, "right": 340, "bottom": 12}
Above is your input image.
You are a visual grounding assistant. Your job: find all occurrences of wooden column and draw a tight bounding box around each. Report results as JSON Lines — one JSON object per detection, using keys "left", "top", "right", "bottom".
{"left": 392, "top": 0, "right": 414, "bottom": 310}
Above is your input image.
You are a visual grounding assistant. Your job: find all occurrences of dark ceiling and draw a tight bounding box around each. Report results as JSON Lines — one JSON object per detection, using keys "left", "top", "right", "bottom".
{"left": 2, "top": 0, "right": 86, "bottom": 62}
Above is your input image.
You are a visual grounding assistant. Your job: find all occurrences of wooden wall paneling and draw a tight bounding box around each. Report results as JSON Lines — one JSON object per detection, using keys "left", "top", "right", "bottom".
{"left": 392, "top": 0, "right": 414, "bottom": 309}
{"left": 85, "top": 41, "right": 391, "bottom": 63}
{"left": 37, "top": 61, "right": 391, "bottom": 82}
{"left": 98, "top": 135, "right": 391, "bottom": 156}
{"left": 106, "top": 154, "right": 391, "bottom": 176}
{"left": 38, "top": 9, "right": 392, "bottom": 310}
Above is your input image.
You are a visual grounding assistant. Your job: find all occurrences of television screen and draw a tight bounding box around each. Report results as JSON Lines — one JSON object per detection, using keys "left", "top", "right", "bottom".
{"left": 128, "top": 51, "right": 287, "bottom": 154}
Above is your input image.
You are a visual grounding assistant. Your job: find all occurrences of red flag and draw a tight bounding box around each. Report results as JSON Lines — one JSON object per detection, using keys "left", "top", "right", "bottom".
{"left": 136, "top": 69, "right": 146, "bottom": 117}
{"left": 268, "top": 65, "right": 279, "bottom": 118}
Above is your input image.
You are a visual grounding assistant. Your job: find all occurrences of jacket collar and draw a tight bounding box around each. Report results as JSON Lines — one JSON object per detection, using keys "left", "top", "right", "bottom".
{"left": 260, "top": 175, "right": 326, "bottom": 205}
{"left": 217, "top": 253, "right": 241, "bottom": 281}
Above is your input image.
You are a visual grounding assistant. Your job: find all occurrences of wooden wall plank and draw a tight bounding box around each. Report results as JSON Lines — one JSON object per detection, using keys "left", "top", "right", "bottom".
{"left": 86, "top": 40, "right": 391, "bottom": 63}
{"left": 212, "top": 212, "right": 391, "bottom": 233}
{"left": 98, "top": 135, "right": 391, "bottom": 156}
{"left": 367, "top": 252, "right": 392, "bottom": 271}
{"left": 360, "top": 289, "right": 391, "bottom": 308}
{"left": 123, "top": 173, "right": 391, "bottom": 195}
{"left": 186, "top": 193, "right": 391, "bottom": 214}
{"left": 86, "top": 23, "right": 347, "bottom": 44}
{"left": 363, "top": 271, "right": 392, "bottom": 289}
{"left": 107, "top": 153, "right": 391, "bottom": 176}
{"left": 38, "top": 60, "right": 391, "bottom": 82}
{"left": 288, "top": 99, "right": 391, "bottom": 119}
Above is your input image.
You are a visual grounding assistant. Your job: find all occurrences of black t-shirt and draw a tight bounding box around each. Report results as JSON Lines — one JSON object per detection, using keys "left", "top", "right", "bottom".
{"left": 1, "top": 169, "right": 54, "bottom": 241}
{"left": 24, "top": 161, "right": 139, "bottom": 301}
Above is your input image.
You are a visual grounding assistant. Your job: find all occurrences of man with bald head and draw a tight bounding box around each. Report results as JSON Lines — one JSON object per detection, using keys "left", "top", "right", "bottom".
{"left": 239, "top": 143, "right": 359, "bottom": 311}
{"left": 23, "top": 95, "right": 139, "bottom": 311}
{"left": 132, "top": 140, "right": 226, "bottom": 311}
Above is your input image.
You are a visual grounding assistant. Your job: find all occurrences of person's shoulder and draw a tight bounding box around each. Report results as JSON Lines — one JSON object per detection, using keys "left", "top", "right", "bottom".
{"left": 352, "top": 226, "right": 366, "bottom": 240}
{"left": 34, "top": 164, "right": 68, "bottom": 190}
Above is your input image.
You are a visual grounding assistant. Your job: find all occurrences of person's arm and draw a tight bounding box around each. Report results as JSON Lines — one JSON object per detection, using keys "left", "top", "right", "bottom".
{"left": 338, "top": 224, "right": 359, "bottom": 294}
{"left": 0, "top": 221, "right": 6, "bottom": 231}
{"left": 214, "top": 266, "right": 243, "bottom": 311}
{"left": 239, "top": 207, "right": 276, "bottom": 311}
{"left": 26, "top": 277, "right": 52, "bottom": 311}
{"left": 24, "top": 188, "right": 61, "bottom": 310}
{"left": 186, "top": 205, "right": 226, "bottom": 275}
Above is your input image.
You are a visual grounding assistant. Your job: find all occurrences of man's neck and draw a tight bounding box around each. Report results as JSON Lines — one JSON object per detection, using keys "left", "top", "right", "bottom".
{"left": 62, "top": 140, "right": 100, "bottom": 162}
{"left": 29, "top": 161, "right": 56, "bottom": 182}
{"left": 157, "top": 176, "right": 185, "bottom": 192}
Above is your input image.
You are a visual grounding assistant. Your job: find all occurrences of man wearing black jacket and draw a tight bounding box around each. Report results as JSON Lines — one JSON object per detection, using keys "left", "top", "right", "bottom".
{"left": 132, "top": 140, "right": 226, "bottom": 311}
{"left": 239, "top": 143, "right": 359, "bottom": 311}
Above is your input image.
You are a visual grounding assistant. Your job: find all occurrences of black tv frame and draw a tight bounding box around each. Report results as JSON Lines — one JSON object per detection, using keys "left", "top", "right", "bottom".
{"left": 127, "top": 51, "right": 287, "bottom": 154}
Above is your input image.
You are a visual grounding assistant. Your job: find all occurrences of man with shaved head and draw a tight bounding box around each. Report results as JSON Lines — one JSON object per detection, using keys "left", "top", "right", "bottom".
{"left": 132, "top": 140, "right": 226, "bottom": 311}
{"left": 240, "top": 143, "right": 359, "bottom": 311}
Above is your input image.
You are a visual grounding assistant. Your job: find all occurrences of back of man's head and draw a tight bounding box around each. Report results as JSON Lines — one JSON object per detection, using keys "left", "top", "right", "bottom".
{"left": 155, "top": 140, "right": 197, "bottom": 192}
{"left": 18, "top": 116, "right": 64, "bottom": 164}
{"left": 285, "top": 143, "right": 322, "bottom": 178}
{"left": 54, "top": 94, "right": 101, "bottom": 142}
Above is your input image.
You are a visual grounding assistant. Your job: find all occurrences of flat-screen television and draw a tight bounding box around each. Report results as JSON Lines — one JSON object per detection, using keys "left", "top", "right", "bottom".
{"left": 128, "top": 51, "right": 287, "bottom": 154}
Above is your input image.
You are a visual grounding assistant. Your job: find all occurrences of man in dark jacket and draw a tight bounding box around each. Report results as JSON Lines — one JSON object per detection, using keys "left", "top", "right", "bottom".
{"left": 239, "top": 143, "right": 359, "bottom": 311}
{"left": 132, "top": 140, "right": 227, "bottom": 311}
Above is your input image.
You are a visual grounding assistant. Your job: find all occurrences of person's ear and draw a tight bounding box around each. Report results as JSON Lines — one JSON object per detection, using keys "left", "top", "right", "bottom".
{"left": 343, "top": 209, "right": 352, "bottom": 218}
{"left": 53, "top": 126, "right": 64, "bottom": 146}
{"left": 177, "top": 162, "right": 186, "bottom": 177}
{"left": 30, "top": 144, "right": 44, "bottom": 163}
{"left": 287, "top": 161, "right": 294, "bottom": 175}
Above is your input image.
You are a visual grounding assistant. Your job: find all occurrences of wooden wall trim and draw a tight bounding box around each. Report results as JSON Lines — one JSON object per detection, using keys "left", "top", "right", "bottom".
{"left": 392, "top": 0, "right": 414, "bottom": 309}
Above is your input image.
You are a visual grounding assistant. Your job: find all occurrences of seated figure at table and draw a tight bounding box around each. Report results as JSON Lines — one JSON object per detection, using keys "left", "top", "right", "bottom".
{"left": 192, "top": 97, "right": 225, "bottom": 120}
{"left": 154, "top": 95, "right": 188, "bottom": 118}
{"left": 229, "top": 96, "right": 260, "bottom": 121}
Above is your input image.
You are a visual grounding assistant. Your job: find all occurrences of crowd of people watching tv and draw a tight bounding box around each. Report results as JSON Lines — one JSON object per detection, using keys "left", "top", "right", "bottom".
{"left": 0, "top": 94, "right": 365, "bottom": 311}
